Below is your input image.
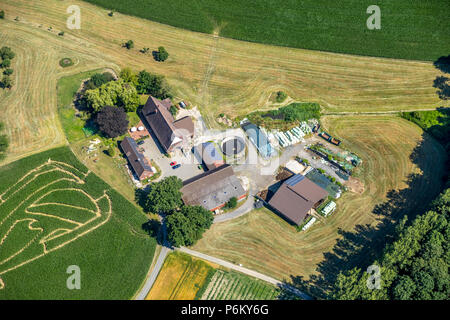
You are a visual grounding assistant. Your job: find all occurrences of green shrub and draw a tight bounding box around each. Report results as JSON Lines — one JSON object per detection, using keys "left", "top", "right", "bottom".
{"left": 0, "top": 10, "right": 4, "bottom": 19}
{"left": 124, "top": 40, "right": 134, "bottom": 49}
{"left": 275, "top": 91, "right": 287, "bottom": 103}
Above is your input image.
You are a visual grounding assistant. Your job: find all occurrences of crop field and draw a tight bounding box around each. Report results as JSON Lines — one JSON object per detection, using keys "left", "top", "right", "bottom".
{"left": 146, "top": 251, "right": 215, "bottom": 300}
{"left": 0, "top": 0, "right": 447, "bottom": 164}
{"left": 201, "top": 270, "right": 280, "bottom": 300}
{"left": 0, "top": 147, "right": 156, "bottom": 299}
{"left": 83, "top": 0, "right": 450, "bottom": 61}
{"left": 192, "top": 116, "right": 447, "bottom": 283}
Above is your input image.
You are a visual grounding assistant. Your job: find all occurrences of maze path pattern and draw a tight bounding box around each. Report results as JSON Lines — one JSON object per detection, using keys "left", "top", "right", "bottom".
{"left": 0, "top": 159, "right": 112, "bottom": 289}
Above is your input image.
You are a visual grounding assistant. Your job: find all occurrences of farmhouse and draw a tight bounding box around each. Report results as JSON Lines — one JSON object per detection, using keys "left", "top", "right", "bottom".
{"left": 142, "top": 96, "right": 194, "bottom": 153}
{"left": 268, "top": 174, "right": 328, "bottom": 225}
{"left": 181, "top": 164, "right": 246, "bottom": 211}
{"left": 120, "top": 137, "right": 154, "bottom": 180}
{"left": 193, "top": 142, "right": 225, "bottom": 171}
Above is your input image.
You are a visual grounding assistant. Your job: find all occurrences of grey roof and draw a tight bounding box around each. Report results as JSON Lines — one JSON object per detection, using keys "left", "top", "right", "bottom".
{"left": 120, "top": 137, "right": 152, "bottom": 178}
{"left": 142, "top": 96, "right": 194, "bottom": 152}
{"left": 181, "top": 164, "right": 246, "bottom": 210}
{"left": 268, "top": 174, "right": 328, "bottom": 225}
{"left": 193, "top": 142, "right": 224, "bottom": 171}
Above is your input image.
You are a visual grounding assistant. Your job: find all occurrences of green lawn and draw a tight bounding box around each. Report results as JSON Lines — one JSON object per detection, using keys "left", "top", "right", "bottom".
{"left": 57, "top": 70, "right": 104, "bottom": 143}
{"left": 83, "top": 0, "right": 449, "bottom": 61}
{"left": 0, "top": 147, "right": 156, "bottom": 299}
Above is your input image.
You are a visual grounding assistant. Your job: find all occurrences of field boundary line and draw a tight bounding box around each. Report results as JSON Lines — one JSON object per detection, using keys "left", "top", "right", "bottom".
{"left": 177, "top": 247, "right": 312, "bottom": 300}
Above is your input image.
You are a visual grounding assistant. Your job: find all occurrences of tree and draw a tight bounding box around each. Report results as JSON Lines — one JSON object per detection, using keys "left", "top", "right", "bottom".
{"left": 393, "top": 275, "right": 416, "bottom": 300}
{"left": 0, "top": 75, "right": 13, "bottom": 89}
{"left": 85, "top": 72, "right": 115, "bottom": 90}
{"left": 136, "top": 70, "right": 172, "bottom": 99}
{"left": 95, "top": 105, "right": 129, "bottom": 138}
{"left": 0, "top": 10, "right": 4, "bottom": 19}
{"left": 276, "top": 91, "right": 287, "bottom": 103}
{"left": 154, "top": 46, "right": 169, "bottom": 62}
{"left": 0, "top": 59, "right": 11, "bottom": 69}
{"left": 85, "top": 79, "right": 139, "bottom": 112}
{"left": 124, "top": 40, "right": 134, "bottom": 50}
{"left": 166, "top": 205, "right": 213, "bottom": 247}
{"left": 120, "top": 67, "right": 138, "bottom": 86}
{"left": 145, "top": 176, "right": 183, "bottom": 213}
{"left": 0, "top": 47, "right": 15, "bottom": 60}
{"left": 0, "top": 122, "right": 9, "bottom": 160}
{"left": 3, "top": 68, "right": 13, "bottom": 76}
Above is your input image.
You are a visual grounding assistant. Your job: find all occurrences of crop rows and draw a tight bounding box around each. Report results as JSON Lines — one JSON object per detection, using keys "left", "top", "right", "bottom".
{"left": 201, "top": 270, "right": 279, "bottom": 300}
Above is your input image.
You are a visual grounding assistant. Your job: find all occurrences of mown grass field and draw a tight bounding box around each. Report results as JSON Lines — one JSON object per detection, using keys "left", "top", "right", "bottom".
{"left": 201, "top": 269, "right": 280, "bottom": 300}
{"left": 0, "top": 146, "right": 156, "bottom": 299}
{"left": 83, "top": 0, "right": 450, "bottom": 61}
{"left": 146, "top": 251, "right": 280, "bottom": 300}
{"left": 0, "top": 0, "right": 447, "bottom": 165}
{"left": 192, "top": 116, "right": 447, "bottom": 282}
{"left": 146, "top": 251, "right": 216, "bottom": 300}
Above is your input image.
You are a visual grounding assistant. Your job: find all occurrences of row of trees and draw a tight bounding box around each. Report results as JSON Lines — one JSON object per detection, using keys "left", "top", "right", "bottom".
{"left": 332, "top": 188, "right": 450, "bottom": 300}
{"left": 139, "top": 176, "right": 214, "bottom": 247}
{"left": 0, "top": 122, "right": 9, "bottom": 161}
{"left": 123, "top": 39, "right": 169, "bottom": 62}
{"left": 0, "top": 47, "right": 15, "bottom": 89}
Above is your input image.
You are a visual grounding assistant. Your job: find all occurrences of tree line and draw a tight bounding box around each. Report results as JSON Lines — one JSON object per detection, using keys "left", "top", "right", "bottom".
{"left": 0, "top": 46, "right": 15, "bottom": 89}
{"left": 0, "top": 122, "right": 9, "bottom": 161}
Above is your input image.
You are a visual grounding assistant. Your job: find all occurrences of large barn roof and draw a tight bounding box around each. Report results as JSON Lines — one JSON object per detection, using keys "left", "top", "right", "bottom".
{"left": 268, "top": 174, "right": 328, "bottom": 225}
{"left": 142, "top": 96, "right": 194, "bottom": 152}
{"left": 181, "top": 164, "right": 245, "bottom": 211}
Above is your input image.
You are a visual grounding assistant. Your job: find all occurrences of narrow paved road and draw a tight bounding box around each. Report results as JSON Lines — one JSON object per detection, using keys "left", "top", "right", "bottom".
{"left": 178, "top": 247, "right": 312, "bottom": 300}
{"left": 135, "top": 246, "right": 171, "bottom": 300}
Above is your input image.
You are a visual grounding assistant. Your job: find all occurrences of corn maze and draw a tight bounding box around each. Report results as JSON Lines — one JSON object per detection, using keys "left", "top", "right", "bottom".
{"left": 0, "top": 147, "right": 157, "bottom": 299}
{"left": 201, "top": 270, "right": 280, "bottom": 300}
{"left": 0, "top": 159, "right": 111, "bottom": 290}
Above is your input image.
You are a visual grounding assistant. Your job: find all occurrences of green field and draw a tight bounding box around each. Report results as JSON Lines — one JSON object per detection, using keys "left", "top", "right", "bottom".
{"left": 201, "top": 269, "right": 281, "bottom": 300}
{"left": 83, "top": 0, "right": 450, "bottom": 61}
{"left": 0, "top": 146, "right": 156, "bottom": 299}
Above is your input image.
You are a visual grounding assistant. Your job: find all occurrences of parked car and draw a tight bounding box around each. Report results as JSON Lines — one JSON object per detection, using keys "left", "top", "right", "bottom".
{"left": 137, "top": 140, "right": 145, "bottom": 145}
{"left": 170, "top": 161, "right": 177, "bottom": 166}
{"left": 172, "top": 164, "right": 181, "bottom": 169}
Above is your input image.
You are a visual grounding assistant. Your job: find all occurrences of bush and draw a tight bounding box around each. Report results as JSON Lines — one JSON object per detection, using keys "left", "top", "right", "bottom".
{"left": 108, "top": 11, "right": 114, "bottom": 17}
{"left": 154, "top": 46, "right": 169, "bottom": 62}
{"left": 107, "top": 146, "right": 116, "bottom": 157}
{"left": 58, "top": 31, "right": 65, "bottom": 36}
{"left": 225, "top": 197, "right": 238, "bottom": 209}
{"left": 3, "top": 68, "right": 13, "bottom": 76}
{"left": 124, "top": 40, "right": 134, "bottom": 50}
{"left": 0, "top": 10, "right": 4, "bottom": 19}
{"left": 275, "top": 91, "right": 287, "bottom": 103}
{"left": 95, "top": 105, "right": 129, "bottom": 138}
